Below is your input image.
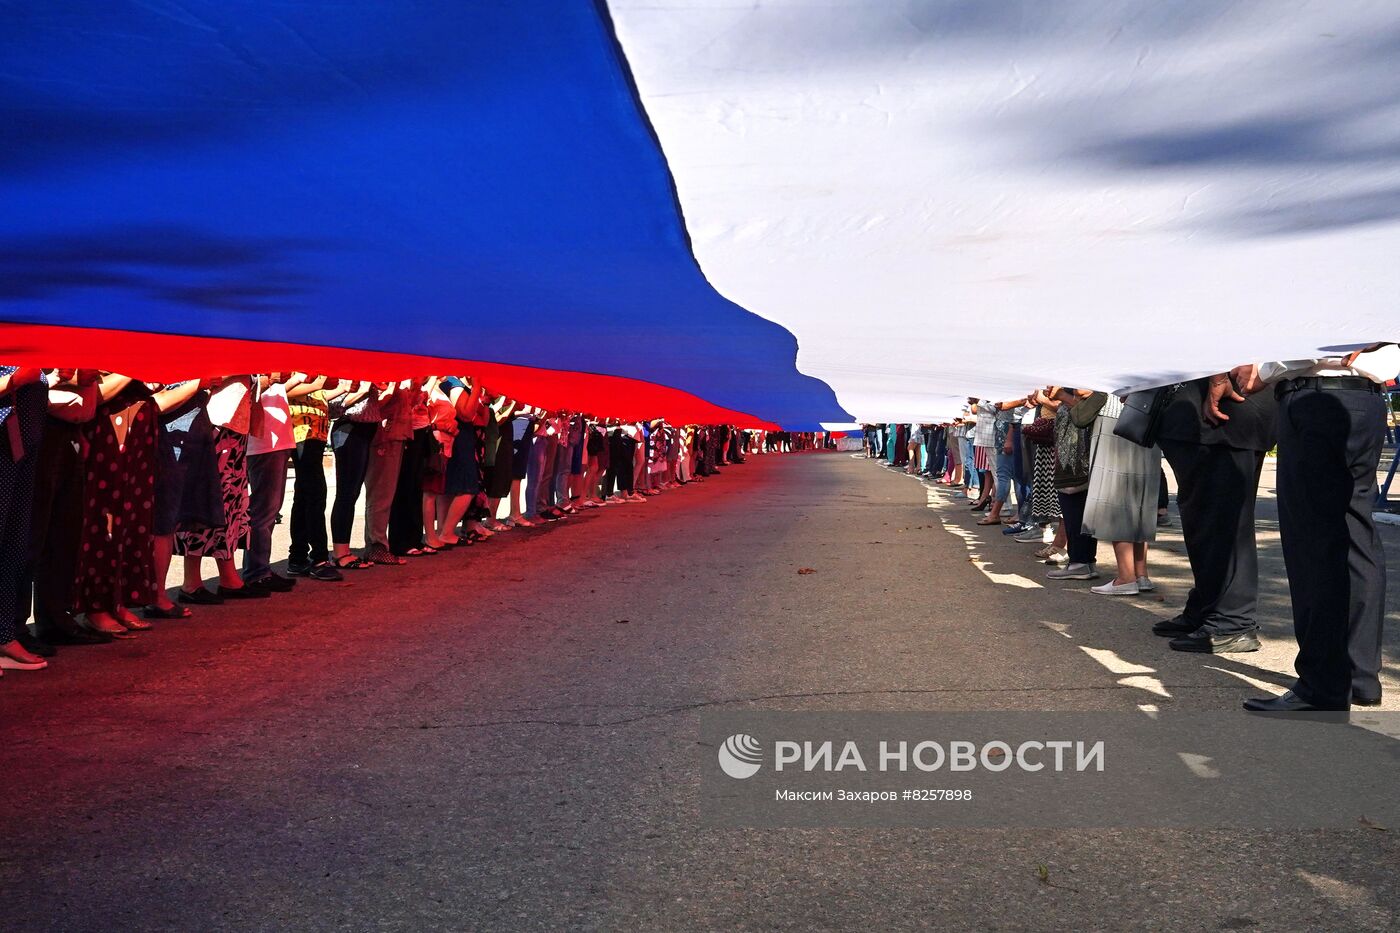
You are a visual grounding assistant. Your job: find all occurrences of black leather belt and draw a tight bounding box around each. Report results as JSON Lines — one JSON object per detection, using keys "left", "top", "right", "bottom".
{"left": 1276, "top": 375, "right": 1382, "bottom": 397}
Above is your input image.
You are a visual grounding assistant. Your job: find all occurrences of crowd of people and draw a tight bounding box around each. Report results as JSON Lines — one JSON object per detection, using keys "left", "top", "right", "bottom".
{"left": 0, "top": 367, "right": 827, "bottom": 679}
{"left": 4, "top": 349, "right": 1394, "bottom": 715}
{"left": 866, "top": 390, "right": 1168, "bottom": 596}
{"left": 864, "top": 344, "right": 1400, "bottom": 713}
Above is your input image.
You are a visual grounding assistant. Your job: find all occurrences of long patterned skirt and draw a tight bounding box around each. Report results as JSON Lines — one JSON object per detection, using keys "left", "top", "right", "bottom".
{"left": 175, "top": 427, "right": 248, "bottom": 559}
{"left": 1031, "top": 444, "right": 1062, "bottom": 522}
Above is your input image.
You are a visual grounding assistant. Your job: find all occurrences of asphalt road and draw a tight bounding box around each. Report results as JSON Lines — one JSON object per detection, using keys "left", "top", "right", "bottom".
{"left": 2, "top": 453, "right": 1398, "bottom": 931}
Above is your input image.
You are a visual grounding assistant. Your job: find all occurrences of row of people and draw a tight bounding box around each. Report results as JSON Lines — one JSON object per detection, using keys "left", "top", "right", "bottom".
{"left": 0, "top": 367, "right": 804, "bottom": 677}
{"left": 867, "top": 388, "right": 1167, "bottom": 598}
{"left": 864, "top": 344, "right": 1400, "bottom": 712}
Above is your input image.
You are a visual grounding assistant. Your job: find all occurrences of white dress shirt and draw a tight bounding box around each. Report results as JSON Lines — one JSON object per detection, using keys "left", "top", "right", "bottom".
{"left": 1259, "top": 344, "right": 1400, "bottom": 385}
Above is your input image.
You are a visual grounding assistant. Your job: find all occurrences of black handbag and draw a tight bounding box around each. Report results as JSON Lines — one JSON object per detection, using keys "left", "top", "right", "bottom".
{"left": 1113, "top": 385, "right": 1179, "bottom": 448}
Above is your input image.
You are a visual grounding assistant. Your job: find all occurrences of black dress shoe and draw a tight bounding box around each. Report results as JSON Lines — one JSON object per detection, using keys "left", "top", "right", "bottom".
{"left": 217, "top": 584, "right": 270, "bottom": 600}
{"left": 179, "top": 586, "right": 224, "bottom": 605}
{"left": 1243, "top": 690, "right": 1348, "bottom": 713}
{"left": 17, "top": 628, "right": 57, "bottom": 658}
{"left": 1352, "top": 692, "right": 1382, "bottom": 707}
{"left": 1169, "top": 629, "right": 1261, "bottom": 654}
{"left": 1151, "top": 614, "right": 1200, "bottom": 637}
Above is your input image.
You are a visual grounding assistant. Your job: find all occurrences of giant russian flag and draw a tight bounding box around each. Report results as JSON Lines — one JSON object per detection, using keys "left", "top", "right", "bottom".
{"left": 3, "top": 2, "right": 1398, "bottom": 425}
{"left": 0, "top": 1, "right": 846, "bottom": 429}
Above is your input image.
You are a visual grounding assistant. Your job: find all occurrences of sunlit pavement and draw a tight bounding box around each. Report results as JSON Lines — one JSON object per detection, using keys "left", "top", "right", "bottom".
{"left": 2, "top": 453, "right": 1398, "bottom": 930}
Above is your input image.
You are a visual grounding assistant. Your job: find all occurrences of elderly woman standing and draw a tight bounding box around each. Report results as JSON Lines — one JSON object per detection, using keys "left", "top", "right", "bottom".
{"left": 1082, "top": 394, "right": 1163, "bottom": 595}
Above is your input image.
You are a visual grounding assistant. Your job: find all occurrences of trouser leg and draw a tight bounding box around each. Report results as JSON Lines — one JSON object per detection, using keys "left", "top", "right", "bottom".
{"left": 363, "top": 438, "right": 404, "bottom": 550}
{"left": 1057, "top": 490, "right": 1096, "bottom": 566}
{"left": 389, "top": 431, "right": 426, "bottom": 553}
{"left": 243, "top": 451, "right": 288, "bottom": 581}
{"left": 1276, "top": 388, "right": 1386, "bottom": 707}
{"left": 1161, "top": 440, "right": 1264, "bottom": 635}
{"left": 289, "top": 439, "right": 328, "bottom": 565}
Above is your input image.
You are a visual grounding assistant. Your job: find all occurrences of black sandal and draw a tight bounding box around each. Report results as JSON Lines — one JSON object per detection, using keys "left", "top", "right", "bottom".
{"left": 333, "top": 554, "right": 372, "bottom": 570}
{"left": 144, "top": 604, "right": 193, "bottom": 620}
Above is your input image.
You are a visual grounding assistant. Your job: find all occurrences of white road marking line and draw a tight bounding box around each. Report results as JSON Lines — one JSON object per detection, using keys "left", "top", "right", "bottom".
{"left": 1177, "top": 752, "right": 1221, "bottom": 779}
{"left": 938, "top": 517, "right": 1043, "bottom": 589}
{"left": 1078, "top": 647, "right": 1155, "bottom": 675}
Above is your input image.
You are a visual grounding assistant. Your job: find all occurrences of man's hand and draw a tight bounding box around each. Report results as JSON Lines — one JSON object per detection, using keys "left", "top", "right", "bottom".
{"left": 1228, "top": 364, "right": 1266, "bottom": 396}
{"left": 1342, "top": 343, "right": 1386, "bottom": 368}
{"left": 1203, "top": 373, "right": 1244, "bottom": 426}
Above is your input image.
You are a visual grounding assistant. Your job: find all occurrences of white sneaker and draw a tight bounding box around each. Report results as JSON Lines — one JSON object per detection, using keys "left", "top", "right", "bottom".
{"left": 1046, "top": 562, "right": 1099, "bottom": 581}
{"left": 1136, "top": 576, "right": 1155, "bottom": 592}
{"left": 1091, "top": 579, "right": 1140, "bottom": 596}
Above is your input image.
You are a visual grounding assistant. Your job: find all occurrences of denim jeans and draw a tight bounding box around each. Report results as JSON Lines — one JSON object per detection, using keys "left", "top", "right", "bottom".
{"left": 524, "top": 436, "right": 551, "bottom": 517}
{"left": 994, "top": 450, "right": 1016, "bottom": 505}
{"left": 244, "top": 450, "right": 289, "bottom": 581}
{"left": 552, "top": 441, "right": 573, "bottom": 503}
{"left": 960, "top": 436, "right": 977, "bottom": 488}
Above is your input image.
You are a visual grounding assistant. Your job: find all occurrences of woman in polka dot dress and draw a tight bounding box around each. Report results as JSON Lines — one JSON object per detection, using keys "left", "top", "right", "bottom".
{"left": 75, "top": 374, "right": 160, "bottom": 638}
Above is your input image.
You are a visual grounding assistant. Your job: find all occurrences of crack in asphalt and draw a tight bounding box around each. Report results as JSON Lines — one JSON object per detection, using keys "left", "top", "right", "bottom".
{"left": 393, "top": 683, "right": 1257, "bottom": 730}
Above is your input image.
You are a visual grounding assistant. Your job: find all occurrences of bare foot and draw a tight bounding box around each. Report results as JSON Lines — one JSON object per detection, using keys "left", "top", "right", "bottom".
{"left": 114, "top": 607, "right": 153, "bottom": 630}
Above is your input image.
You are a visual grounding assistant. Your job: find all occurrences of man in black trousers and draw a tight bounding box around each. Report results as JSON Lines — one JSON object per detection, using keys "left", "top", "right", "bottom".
{"left": 1152, "top": 377, "right": 1277, "bottom": 653}
{"left": 1228, "top": 345, "right": 1398, "bottom": 712}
